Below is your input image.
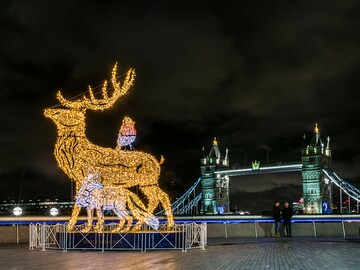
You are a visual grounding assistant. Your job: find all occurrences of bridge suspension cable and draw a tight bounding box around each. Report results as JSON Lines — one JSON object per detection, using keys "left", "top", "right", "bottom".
{"left": 156, "top": 178, "right": 202, "bottom": 215}
{"left": 323, "top": 169, "right": 360, "bottom": 202}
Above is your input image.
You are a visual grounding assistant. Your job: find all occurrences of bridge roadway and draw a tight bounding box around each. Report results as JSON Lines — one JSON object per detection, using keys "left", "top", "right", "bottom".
{"left": 215, "top": 163, "right": 303, "bottom": 176}
{"left": 1, "top": 236, "right": 360, "bottom": 269}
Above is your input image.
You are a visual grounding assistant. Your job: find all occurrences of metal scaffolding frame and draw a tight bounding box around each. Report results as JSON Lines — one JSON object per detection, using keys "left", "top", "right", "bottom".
{"left": 29, "top": 222, "right": 207, "bottom": 252}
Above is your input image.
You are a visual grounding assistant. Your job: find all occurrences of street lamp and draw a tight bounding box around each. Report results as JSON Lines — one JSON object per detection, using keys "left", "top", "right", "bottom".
{"left": 13, "top": 206, "right": 22, "bottom": 244}
{"left": 50, "top": 207, "right": 59, "bottom": 216}
{"left": 13, "top": 207, "right": 22, "bottom": 216}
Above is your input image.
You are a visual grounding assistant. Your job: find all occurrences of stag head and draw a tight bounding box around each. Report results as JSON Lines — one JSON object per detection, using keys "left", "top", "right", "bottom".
{"left": 44, "top": 63, "right": 136, "bottom": 126}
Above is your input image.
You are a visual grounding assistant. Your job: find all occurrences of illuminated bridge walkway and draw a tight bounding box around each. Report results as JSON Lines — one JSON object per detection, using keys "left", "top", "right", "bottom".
{"left": 169, "top": 162, "right": 360, "bottom": 215}
{"left": 216, "top": 162, "right": 303, "bottom": 176}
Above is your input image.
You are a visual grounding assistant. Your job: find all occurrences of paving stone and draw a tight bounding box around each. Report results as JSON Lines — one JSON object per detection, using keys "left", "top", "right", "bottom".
{"left": 0, "top": 237, "right": 359, "bottom": 269}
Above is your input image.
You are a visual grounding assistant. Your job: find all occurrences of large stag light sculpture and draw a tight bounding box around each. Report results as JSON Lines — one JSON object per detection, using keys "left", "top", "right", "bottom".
{"left": 44, "top": 63, "right": 174, "bottom": 230}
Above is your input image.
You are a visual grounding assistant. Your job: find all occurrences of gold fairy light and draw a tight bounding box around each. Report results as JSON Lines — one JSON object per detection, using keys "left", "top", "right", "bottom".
{"left": 76, "top": 172, "right": 159, "bottom": 233}
{"left": 44, "top": 63, "right": 174, "bottom": 231}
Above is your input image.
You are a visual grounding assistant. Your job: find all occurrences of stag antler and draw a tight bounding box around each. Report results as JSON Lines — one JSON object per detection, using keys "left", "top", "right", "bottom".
{"left": 57, "top": 63, "right": 136, "bottom": 110}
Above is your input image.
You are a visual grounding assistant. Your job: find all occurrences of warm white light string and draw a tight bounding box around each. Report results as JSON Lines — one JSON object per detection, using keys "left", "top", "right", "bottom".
{"left": 49, "top": 71, "right": 130, "bottom": 109}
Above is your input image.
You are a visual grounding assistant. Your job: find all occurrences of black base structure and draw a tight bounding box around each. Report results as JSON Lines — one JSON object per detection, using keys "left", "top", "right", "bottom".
{"left": 29, "top": 223, "right": 207, "bottom": 252}
{"left": 56, "top": 230, "right": 185, "bottom": 251}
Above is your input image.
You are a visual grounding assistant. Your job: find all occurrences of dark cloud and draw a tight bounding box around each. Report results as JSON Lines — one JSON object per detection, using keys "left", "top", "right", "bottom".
{"left": 1, "top": 1, "right": 360, "bottom": 213}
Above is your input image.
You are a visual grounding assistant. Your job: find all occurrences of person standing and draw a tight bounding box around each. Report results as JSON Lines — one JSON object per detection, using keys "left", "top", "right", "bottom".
{"left": 282, "top": 202, "right": 293, "bottom": 237}
{"left": 273, "top": 201, "right": 281, "bottom": 237}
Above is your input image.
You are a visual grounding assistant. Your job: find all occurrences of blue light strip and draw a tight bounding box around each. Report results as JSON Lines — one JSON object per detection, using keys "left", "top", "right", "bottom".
{"left": 172, "top": 218, "right": 360, "bottom": 224}
{"left": 2, "top": 216, "right": 360, "bottom": 225}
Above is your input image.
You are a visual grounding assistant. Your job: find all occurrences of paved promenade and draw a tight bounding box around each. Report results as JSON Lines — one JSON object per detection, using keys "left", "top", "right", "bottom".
{"left": 1, "top": 237, "right": 359, "bottom": 270}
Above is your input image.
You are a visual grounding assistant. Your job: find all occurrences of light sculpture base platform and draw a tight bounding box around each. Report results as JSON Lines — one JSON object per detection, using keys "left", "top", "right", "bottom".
{"left": 57, "top": 230, "right": 185, "bottom": 251}
{"left": 29, "top": 223, "right": 207, "bottom": 252}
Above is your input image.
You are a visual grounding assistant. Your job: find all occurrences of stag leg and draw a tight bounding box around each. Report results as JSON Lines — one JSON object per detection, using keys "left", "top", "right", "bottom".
{"left": 130, "top": 208, "right": 145, "bottom": 232}
{"left": 81, "top": 208, "right": 94, "bottom": 233}
{"left": 124, "top": 192, "right": 146, "bottom": 231}
{"left": 125, "top": 193, "right": 148, "bottom": 231}
{"left": 94, "top": 209, "right": 104, "bottom": 233}
{"left": 123, "top": 215, "right": 133, "bottom": 232}
{"left": 67, "top": 205, "right": 81, "bottom": 231}
{"left": 141, "top": 186, "right": 174, "bottom": 229}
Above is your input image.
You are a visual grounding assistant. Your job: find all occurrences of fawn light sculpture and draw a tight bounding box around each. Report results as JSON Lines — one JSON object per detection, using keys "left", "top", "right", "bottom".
{"left": 76, "top": 171, "right": 159, "bottom": 233}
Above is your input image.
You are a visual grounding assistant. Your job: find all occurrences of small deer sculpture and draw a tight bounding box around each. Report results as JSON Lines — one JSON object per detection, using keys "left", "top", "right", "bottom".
{"left": 76, "top": 171, "right": 159, "bottom": 233}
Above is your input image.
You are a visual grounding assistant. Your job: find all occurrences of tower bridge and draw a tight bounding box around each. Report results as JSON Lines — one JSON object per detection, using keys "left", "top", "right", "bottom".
{"left": 168, "top": 124, "right": 360, "bottom": 215}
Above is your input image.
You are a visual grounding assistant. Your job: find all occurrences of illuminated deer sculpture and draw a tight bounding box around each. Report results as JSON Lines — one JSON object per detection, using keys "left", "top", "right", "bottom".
{"left": 44, "top": 63, "right": 174, "bottom": 230}
{"left": 76, "top": 171, "right": 159, "bottom": 233}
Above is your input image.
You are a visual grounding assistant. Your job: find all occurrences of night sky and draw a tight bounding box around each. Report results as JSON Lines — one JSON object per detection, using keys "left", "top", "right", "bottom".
{"left": 1, "top": 1, "right": 360, "bottom": 213}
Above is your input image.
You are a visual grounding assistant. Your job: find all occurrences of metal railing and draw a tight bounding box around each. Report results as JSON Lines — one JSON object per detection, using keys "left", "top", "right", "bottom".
{"left": 205, "top": 217, "right": 360, "bottom": 239}
{"left": 29, "top": 222, "right": 207, "bottom": 252}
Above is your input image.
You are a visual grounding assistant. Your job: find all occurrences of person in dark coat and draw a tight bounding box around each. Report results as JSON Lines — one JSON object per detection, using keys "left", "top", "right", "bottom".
{"left": 273, "top": 201, "right": 281, "bottom": 237}
{"left": 282, "top": 202, "right": 293, "bottom": 237}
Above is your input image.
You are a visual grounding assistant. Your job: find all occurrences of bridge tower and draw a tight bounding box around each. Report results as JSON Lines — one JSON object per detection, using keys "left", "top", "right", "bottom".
{"left": 301, "top": 124, "right": 332, "bottom": 214}
{"left": 200, "top": 138, "right": 229, "bottom": 214}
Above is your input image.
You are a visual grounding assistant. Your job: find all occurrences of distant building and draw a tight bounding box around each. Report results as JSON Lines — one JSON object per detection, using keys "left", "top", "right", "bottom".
{"left": 0, "top": 199, "right": 73, "bottom": 216}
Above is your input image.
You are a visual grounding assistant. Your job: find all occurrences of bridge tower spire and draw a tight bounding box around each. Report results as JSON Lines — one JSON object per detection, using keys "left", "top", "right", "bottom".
{"left": 200, "top": 137, "right": 229, "bottom": 214}
{"left": 301, "top": 124, "right": 332, "bottom": 214}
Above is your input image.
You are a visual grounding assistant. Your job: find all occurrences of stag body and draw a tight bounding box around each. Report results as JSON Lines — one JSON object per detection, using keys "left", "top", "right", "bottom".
{"left": 44, "top": 64, "right": 174, "bottom": 230}
{"left": 47, "top": 110, "right": 159, "bottom": 187}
